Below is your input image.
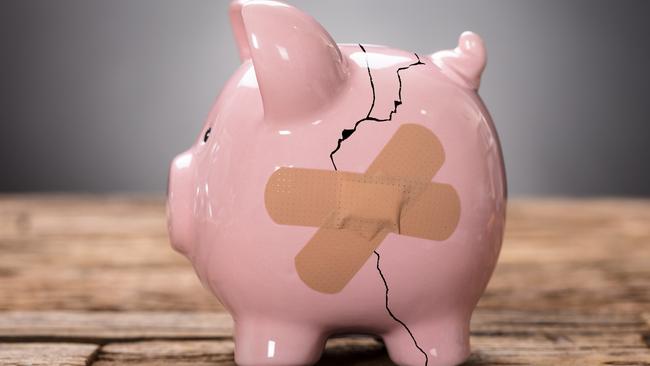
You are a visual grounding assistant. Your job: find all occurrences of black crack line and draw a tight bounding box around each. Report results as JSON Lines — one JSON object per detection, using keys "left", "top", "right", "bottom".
{"left": 374, "top": 250, "right": 429, "bottom": 366}
{"left": 328, "top": 44, "right": 424, "bottom": 171}
{"left": 327, "top": 44, "right": 427, "bottom": 366}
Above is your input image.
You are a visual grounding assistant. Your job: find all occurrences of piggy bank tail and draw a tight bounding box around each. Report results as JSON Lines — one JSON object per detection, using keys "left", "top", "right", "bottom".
{"left": 431, "top": 31, "right": 487, "bottom": 90}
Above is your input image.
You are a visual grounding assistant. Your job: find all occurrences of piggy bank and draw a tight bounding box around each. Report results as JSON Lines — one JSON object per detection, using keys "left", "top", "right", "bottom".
{"left": 168, "top": 1, "right": 506, "bottom": 365}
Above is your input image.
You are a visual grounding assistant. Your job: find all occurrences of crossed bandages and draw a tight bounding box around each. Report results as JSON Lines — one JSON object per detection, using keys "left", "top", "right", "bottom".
{"left": 265, "top": 124, "right": 461, "bottom": 294}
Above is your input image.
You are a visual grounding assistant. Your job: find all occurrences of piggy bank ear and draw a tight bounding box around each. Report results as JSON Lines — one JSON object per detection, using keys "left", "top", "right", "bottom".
{"left": 232, "top": 0, "right": 348, "bottom": 121}
{"left": 431, "top": 32, "right": 486, "bottom": 90}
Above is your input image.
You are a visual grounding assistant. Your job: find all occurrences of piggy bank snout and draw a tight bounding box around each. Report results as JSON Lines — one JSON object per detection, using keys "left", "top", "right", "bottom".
{"left": 167, "top": 151, "right": 197, "bottom": 258}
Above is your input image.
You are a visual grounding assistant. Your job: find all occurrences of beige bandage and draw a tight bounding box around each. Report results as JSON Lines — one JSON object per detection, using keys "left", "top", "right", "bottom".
{"left": 264, "top": 124, "right": 461, "bottom": 294}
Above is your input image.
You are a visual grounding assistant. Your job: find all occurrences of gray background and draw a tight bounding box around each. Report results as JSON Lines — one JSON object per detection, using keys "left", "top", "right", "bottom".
{"left": 1, "top": 0, "right": 649, "bottom": 196}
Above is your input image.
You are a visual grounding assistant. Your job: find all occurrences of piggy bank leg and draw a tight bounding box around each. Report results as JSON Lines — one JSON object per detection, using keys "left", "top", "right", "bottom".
{"left": 234, "top": 318, "right": 326, "bottom": 366}
{"left": 383, "top": 315, "right": 470, "bottom": 366}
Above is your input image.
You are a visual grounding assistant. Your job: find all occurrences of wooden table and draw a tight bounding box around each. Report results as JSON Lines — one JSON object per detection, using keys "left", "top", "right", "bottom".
{"left": 0, "top": 195, "right": 649, "bottom": 365}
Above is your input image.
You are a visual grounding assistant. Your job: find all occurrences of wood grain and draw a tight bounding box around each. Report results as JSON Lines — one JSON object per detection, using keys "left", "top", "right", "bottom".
{"left": 0, "top": 343, "right": 98, "bottom": 366}
{"left": 0, "top": 195, "right": 648, "bottom": 365}
{"left": 0, "top": 195, "right": 219, "bottom": 312}
{"left": 0, "top": 312, "right": 232, "bottom": 341}
{"left": 1, "top": 310, "right": 646, "bottom": 342}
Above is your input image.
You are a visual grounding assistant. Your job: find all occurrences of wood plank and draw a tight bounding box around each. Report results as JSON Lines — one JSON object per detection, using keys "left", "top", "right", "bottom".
{"left": 0, "top": 343, "right": 98, "bottom": 366}
{"left": 93, "top": 340, "right": 235, "bottom": 366}
{"left": 471, "top": 310, "right": 648, "bottom": 334}
{"left": 0, "top": 195, "right": 167, "bottom": 239}
{"left": 0, "top": 236, "right": 219, "bottom": 311}
{"left": 90, "top": 335, "right": 650, "bottom": 366}
{"left": 0, "top": 312, "right": 232, "bottom": 341}
{"left": 1, "top": 337, "right": 646, "bottom": 366}
{"left": 479, "top": 199, "right": 650, "bottom": 314}
{"left": 0, "top": 195, "right": 219, "bottom": 311}
{"left": 1, "top": 310, "right": 647, "bottom": 342}
{"left": 479, "top": 259, "right": 650, "bottom": 313}
{"left": 465, "top": 350, "right": 650, "bottom": 366}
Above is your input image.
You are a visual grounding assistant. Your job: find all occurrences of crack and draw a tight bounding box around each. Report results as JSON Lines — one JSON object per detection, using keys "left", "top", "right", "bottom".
{"left": 328, "top": 44, "right": 427, "bottom": 365}
{"left": 642, "top": 332, "right": 650, "bottom": 348}
{"left": 374, "top": 250, "right": 429, "bottom": 366}
{"left": 86, "top": 344, "right": 102, "bottom": 366}
{"left": 329, "top": 44, "right": 424, "bottom": 171}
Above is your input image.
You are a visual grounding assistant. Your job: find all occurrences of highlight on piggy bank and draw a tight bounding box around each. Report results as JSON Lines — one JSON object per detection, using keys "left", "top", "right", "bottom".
{"left": 167, "top": 1, "right": 506, "bottom": 365}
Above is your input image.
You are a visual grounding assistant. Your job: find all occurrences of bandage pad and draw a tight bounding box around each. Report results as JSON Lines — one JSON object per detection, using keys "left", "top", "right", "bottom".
{"left": 264, "top": 124, "right": 461, "bottom": 294}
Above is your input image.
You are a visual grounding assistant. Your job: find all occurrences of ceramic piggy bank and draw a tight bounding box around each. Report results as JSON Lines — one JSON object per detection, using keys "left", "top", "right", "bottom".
{"left": 168, "top": 1, "right": 506, "bottom": 365}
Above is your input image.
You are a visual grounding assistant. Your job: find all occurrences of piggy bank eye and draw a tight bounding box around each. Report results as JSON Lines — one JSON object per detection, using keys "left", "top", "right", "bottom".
{"left": 203, "top": 127, "right": 212, "bottom": 143}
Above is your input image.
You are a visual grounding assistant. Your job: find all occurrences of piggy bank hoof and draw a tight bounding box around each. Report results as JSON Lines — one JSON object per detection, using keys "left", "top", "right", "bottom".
{"left": 234, "top": 319, "right": 326, "bottom": 366}
{"left": 383, "top": 317, "right": 470, "bottom": 366}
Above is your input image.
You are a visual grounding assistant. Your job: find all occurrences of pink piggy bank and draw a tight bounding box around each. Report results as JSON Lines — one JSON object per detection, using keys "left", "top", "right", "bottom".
{"left": 168, "top": 1, "right": 506, "bottom": 365}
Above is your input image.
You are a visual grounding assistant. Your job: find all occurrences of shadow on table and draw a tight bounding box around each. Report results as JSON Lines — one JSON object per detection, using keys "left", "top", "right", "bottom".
{"left": 315, "top": 336, "right": 488, "bottom": 366}
{"left": 316, "top": 337, "right": 394, "bottom": 366}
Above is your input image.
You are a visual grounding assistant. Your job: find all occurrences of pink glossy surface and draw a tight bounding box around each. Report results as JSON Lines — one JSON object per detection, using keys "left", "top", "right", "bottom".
{"left": 168, "top": 1, "right": 506, "bottom": 366}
